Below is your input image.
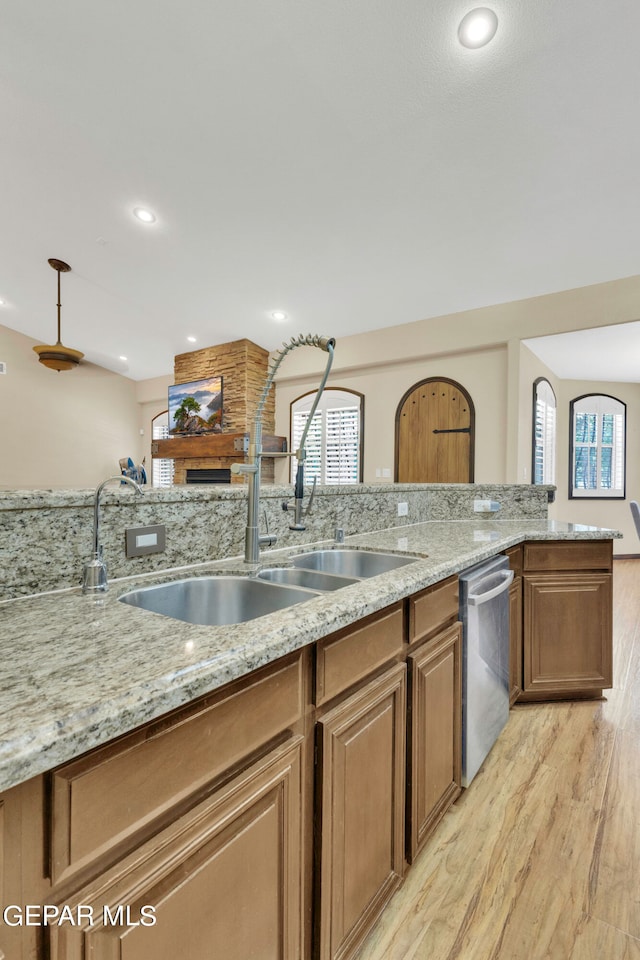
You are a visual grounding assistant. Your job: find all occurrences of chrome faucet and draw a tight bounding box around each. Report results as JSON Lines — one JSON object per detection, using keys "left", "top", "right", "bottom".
{"left": 232, "top": 334, "right": 335, "bottom": 564}
{"left": 82, "top": 475, "right": 145, "bottom": 594}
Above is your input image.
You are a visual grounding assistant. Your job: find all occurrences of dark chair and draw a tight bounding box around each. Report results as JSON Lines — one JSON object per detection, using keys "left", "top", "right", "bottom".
{"left": 630, "top": 501, "right": 640, "bottom": 537}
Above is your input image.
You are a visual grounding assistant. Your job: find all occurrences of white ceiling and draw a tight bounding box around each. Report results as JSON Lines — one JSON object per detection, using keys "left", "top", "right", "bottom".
{"left": 2, "top": 1, "right": 640, "bottom": 381}
{"left": 523, "top": 321, "right": 640, "bottom": 383}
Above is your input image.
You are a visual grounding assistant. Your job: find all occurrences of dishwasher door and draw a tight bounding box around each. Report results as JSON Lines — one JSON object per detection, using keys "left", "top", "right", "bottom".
{"left": 459, "top": 555, "right": 514, "bottom": 787}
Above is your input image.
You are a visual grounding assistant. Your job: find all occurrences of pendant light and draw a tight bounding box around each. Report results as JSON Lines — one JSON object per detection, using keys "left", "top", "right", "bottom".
{"left": 33, "top": 258, "right": 84, "bottom": 371}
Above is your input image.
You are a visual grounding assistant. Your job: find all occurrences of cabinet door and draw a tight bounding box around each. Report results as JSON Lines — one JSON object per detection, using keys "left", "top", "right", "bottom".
{"left": 523, "top": 573, "right": 613, "bottom": 696}
{"left": 509, "top": 576, "right": 523, "bottom": 705}
{"left": 48, "top": 737, "right": 304, "bottom": 960}
{"left": 316, "top": 664, "right": 406, "bottom": 960}
{"left": 407, "top": 623, "right": 462, "bottom": 862}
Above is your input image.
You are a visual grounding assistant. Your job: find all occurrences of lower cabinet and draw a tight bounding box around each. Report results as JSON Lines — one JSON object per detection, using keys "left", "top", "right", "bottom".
{"left": 521, "top": 541, "right": 613, "bottom": 699}
{"left": 315, "top": 664, "right": 407, "bottom": 960}
{"left": 504, "top": 545, "right": 523, "bottom": 705}
{"left": 523, "top": 572, "right": 613, "bottom": 697}
{"left": 509, "top": 576, "right": 523, "bottom": 705}
{"left": 407, "top": 622, "right": 462, "bottom": 861}
{"left": 48, "top": 736, "right": 304, "bottom": 960}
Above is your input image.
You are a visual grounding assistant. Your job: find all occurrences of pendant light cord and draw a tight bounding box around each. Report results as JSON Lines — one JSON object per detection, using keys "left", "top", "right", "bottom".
{"left": 56, "top": 267, "right": 62, "bottom": 344}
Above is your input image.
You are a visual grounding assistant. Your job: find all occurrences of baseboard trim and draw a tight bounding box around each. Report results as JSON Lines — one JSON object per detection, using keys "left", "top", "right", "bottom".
{"left": 614, "top": 554, "right": 640, "bottom": 560}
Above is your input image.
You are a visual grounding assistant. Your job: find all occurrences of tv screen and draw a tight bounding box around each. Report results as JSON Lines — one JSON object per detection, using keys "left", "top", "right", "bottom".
{"left": 168, "top": 376, "right": 224, "bottom": 435}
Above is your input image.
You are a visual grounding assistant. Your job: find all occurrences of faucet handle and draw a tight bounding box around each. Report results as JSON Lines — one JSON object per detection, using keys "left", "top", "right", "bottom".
{"left": 259, "top": 509, "right": 277, "bottom": 549}
{"left": 304, "top": 476, "right": 318, "bottom": 517}
{"left": 231, "top": 462, "right": 258, "bottom": 476}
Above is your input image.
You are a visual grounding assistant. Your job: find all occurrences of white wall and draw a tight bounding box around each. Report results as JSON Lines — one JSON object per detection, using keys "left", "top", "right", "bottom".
{"left": 0, "top": 323, "right": 141, "bottom": 489}
{"left": 272, "top": 282, "right": 640, "bottom": 554}
{"left": 275, "top": 344, "right": 508, "bottom": 484}
{"left": 135, "top": 374, "right": 174, "bottom": 481}
{"left": 513, "top": 342, "right": 562, "bottom": 484}
{"left": 551, "top": 378, "right": 640, "bottom": 554}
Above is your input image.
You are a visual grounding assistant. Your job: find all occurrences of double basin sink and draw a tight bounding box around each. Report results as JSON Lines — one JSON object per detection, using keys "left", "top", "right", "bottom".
{"left": 119, "top": 549, "right": 417, "bottom": 627}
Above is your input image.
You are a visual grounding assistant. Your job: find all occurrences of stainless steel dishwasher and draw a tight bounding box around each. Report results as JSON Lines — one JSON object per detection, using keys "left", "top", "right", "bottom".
{"left": 459, "top": 554, "right": 514, "bottom": 787}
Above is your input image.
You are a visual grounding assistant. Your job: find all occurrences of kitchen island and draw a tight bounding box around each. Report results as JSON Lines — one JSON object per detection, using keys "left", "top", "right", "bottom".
{"left": 0, "top": 517, "right": 618, "bottom": 960}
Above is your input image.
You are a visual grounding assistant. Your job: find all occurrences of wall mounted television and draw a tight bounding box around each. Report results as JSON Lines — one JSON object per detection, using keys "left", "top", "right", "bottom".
{"left": 168, "top": 376, "right": 224, "bottom": 435}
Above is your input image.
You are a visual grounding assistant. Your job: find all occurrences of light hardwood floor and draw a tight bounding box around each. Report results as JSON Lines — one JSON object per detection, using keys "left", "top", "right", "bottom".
{"left": 356, "top": 558, "right": 640, "bottom": 960}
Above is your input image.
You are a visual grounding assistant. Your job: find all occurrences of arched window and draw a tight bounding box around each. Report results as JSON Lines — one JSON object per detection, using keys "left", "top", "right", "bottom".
{"left": 290, "top": 388, "right": 363, "bottom": 484}
{"left": 570, "top": 394, "right": 626, "bottom": 498}
{"left": 151, "top": 411, "right": 174, "bottom": 487}
{"left": 532, "top": 378, "right": 556, "bottom": 485}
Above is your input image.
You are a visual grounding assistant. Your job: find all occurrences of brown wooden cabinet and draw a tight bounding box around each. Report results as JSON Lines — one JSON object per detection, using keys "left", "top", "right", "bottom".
{"left": 0, "top": 650, "right": 312, "bottom": 960}
{"left": 405, "top": 575, "right": 462, "bottom": 861}
{"left": 407, "top": 622, "right": 462, "bottom": 861}
{"left": 48, "top": 737, "right": 304, "bottom": 960}
{"left": 315, "top": 664, "right": 407, "bottom": 960}
{"left": 509, "top": 577, "right": 523, "bottom": 705}
{"left": 521, "top": 541, "right": 613, "bottom": 700}
{"left": 504, "top": 545, "right": 523, "bottom": 705}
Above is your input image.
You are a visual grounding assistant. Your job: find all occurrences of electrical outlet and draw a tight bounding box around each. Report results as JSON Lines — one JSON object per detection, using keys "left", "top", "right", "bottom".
{"left": 125, "top": 525, "right": 166, "bottom": 557}
{"left": 397, "top": 502, "right": 408, "bottom": 516}
{"left": 473, "top": 499, "right": 501, "bottom": 513}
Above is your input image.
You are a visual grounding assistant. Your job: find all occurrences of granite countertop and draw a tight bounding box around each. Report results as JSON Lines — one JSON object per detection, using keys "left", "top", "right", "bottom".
{"left": 0, "top": 518, "right": 618, "bottom": 794}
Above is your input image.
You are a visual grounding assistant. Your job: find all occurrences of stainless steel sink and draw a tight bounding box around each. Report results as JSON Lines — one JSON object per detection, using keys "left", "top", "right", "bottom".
{"left": 119, "top": 576, "right": 318, "bottom": 626}
{"left": 292, "top": 549, "right": 417, "bottom": 578}
{"left": 258, "top": 567, "right": 360, "bottom": 591}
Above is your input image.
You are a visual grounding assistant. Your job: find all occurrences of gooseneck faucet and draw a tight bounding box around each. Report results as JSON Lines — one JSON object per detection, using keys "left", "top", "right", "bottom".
{"left": 82, "top": 475, "right": 145, "bottom": 594}
{"left": 232, "top": 334, "right": 335, "bottom": 564}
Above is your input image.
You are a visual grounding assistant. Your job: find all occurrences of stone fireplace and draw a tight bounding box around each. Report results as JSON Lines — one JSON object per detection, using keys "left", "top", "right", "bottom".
{"left": 151, "top": 338, "right": 286, "bottom": 484}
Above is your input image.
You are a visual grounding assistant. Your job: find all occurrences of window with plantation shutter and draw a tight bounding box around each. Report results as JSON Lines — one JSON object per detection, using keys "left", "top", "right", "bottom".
{"left": 532, "top": 378, "right": 556, "bottom": 485}
{"left": 570, "top": 394, "right": 625, "bottom": 499}
{"left": 290, "top": 389, "right": 363, "bottom": 485}
{"left": 152, "top": 411, "right": 174, "bottom": 487}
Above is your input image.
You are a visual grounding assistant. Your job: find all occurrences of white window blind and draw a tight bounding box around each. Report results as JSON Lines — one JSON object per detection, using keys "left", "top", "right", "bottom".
{"left": 152, "top": 412, "right": 174, "bottom": 487}
{"left": 533, "top": 379, "right": 556, "bottom": 485}
{"left": 292, "top": 410, "right": 323, "bottom": 483}
{"left": 291, "top": 390, "right": 361, "bottom": 485}
{"left": 571, "top": 394, "right": 625, "bottom": 498}
{"left": 325, "top": 406, "right": 359, "bottom": 483}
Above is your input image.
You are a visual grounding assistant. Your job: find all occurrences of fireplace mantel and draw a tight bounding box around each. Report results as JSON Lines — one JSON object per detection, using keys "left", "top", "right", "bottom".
{"left": 151, "top": 432, "right": 287, "bottom": 460}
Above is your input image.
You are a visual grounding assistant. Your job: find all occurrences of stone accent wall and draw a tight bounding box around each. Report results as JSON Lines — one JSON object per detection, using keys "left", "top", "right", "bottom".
{"left": 172, "top": 339, "right": 276, "bottom": 484}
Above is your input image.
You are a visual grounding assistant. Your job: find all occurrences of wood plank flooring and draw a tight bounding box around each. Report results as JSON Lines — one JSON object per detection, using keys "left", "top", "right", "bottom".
{"left": 356, "top": 559, "right": 640, "bottom": 960}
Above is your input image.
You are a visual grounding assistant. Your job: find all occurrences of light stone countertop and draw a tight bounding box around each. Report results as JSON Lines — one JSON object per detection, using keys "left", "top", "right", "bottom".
{"left": 0, "top": 518, "right": 618, "bottom": 794}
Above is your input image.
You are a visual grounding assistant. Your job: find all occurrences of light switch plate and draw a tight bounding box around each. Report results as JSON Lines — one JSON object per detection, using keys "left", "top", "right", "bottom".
{"left": 125, "top": 524, "right": 166, "bottom": 558}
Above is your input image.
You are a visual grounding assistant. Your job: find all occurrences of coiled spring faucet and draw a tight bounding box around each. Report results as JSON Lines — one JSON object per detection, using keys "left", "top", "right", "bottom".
{"left": 232, "top": 334, "right": 335, "bottom": 564}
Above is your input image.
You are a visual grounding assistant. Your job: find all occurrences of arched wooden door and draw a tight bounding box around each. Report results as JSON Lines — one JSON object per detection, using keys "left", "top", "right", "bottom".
{"left": 395, "top": 378, "right": 475, "bottom": 483}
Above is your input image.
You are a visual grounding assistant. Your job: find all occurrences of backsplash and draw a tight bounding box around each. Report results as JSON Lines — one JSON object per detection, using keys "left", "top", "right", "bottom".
{"left": 0, "top": 483, "right": 551, "bottom": 601}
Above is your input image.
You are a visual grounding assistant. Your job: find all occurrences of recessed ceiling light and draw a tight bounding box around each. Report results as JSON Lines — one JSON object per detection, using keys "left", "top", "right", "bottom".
{"left": 119, "top": 355, "right": 128, "bottom": 362}
{"left": 133, "top": 207, "right": 156, "bottom": 224}
{"left": 458, "top": 8, "right": 498, "bottom": 48}
{"left": 271, "top": 310, "right": 288, "bottom": 321}
{"left": 0, "top": 299, "right": 5, "bottom": 306}
{"left": 187, "top": 336, "right": 197, "bottom": 343}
